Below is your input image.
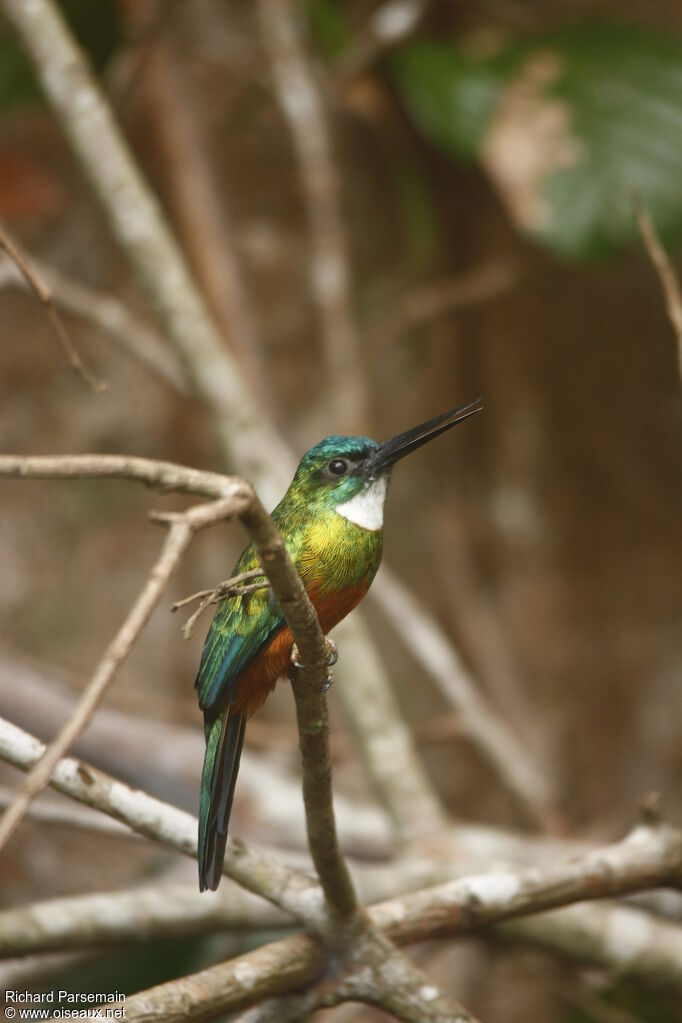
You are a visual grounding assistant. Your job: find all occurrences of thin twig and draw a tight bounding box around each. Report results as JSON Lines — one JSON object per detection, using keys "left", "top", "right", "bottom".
{"left": 0, "top": 221, "right": 105, "bottom": 391}
{"left": 0, "top": 494, "right": 249, "bottom": 855}
{"left": 0, "top": 252, "right": 189, "bottom": 393}
{"left": 171, "top": 568, "right": 267, "bottom": 610}
{"left": 171, "top": 568, "right": 270, "bottom": 639}
{"left": 0, "top": 452, "right": 234, "bottom": 499}
{"left": 370, "top": 569, "right": 556, "bottom": 829}
{"left": 368, "top": 261, "right": 518, "bottom": 348}
{"left": 633, "top": 196, "right": 682, "bottom": 385}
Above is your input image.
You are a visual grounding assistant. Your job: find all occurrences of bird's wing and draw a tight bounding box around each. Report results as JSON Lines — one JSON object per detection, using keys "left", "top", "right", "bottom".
{"left": 195, "top": 547, "right": 285, "bottom": 716}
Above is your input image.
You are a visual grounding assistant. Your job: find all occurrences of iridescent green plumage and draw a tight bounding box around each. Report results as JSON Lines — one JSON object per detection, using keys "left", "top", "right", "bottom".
{"left": 196, "top": 436, "right": 383, "bottom": 889}
{"left": 195, "top": 402, "right": 482, "bottom": 891}
{"left": 196, "top": 436, "right": 383, "bottom": 715}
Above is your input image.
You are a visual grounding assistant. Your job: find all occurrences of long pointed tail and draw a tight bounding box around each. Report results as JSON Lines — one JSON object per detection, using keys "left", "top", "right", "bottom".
{"left": 198, "top": 706, "right": 246, "bottom": 891}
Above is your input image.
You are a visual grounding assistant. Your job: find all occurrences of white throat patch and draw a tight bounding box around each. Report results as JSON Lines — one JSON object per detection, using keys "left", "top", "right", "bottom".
{"left": 335, "top": 477, "right": 388, "bottom": 531}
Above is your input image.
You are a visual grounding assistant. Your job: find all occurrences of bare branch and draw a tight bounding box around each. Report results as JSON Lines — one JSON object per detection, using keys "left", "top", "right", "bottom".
{"left": 370, "top": 569, "right": 556, "bottom": 829}
{"left": 258, "top": 0, "right": 367, "bottom": 430}
{"left": 0, "top": 220, "right": 105, "bottom": 391}
{"left": 501, "top": 902, "right": 682, "bottom": 990}
{"left": 0, "top": 452, "right": 233, "bottom": 498}
{"left": 0, "top": 252, "right": 189, "bottom": 393}
{"left": 0, "top": 884, "right": 287, "bottom": 957}
{"left": 368, "top": 261, "right": 518, "bottom": 349}
{"left": 86, "top": 824, "right": 682, "bottom": 1021}
{"left": 171, "top": 568, "right": 270, "bottom": 639}
{"left": 0, "top": 652, "right": 394, "bottom": 859}
{"left": 0, "top": 494, "right": 249, "bottom": 854}
{"left": 114, "top": 935, "right": 322, "bottom": 1023}
{"left": 369, "top": 823, "right": 682, "bottom": 943}
{"left": 0, "top": 715, "right": 324, "bottom": 924}
{"left": 171, "top": 568, "right": 267, "bottom": 611}
{"left": 0, "top": 786, "right": 137, "bottom": 839}
{"left": 0, "top": 0, "right": 291, "bottom": 504}
{"left": 634, "top": 196, "right": 682, "bottom": 384}
{"left": 137, "top": 28, "right": 268, "bottom": 394}
{"left": 332, "top": 614, "right": 449, "bottom": 840}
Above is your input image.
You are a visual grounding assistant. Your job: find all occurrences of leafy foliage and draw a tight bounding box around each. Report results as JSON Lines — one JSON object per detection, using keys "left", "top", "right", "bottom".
{"left": 391, "top": 24, "right": 682, "bottom": 259}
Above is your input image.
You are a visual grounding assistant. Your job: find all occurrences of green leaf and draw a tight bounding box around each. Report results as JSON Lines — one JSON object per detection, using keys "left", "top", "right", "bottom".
{"left": 391, "top": 24, "right": 682, "bottom": 259}
{"left": 390, "top": 41, "right": 508, "bottom": 159}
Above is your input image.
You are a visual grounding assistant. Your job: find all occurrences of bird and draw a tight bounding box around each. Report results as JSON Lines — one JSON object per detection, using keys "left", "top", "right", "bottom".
{"left": 195, "top": 399, "right": 482, "bottom": 890}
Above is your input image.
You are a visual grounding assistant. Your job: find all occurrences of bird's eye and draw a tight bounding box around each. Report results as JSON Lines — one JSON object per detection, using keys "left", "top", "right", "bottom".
{"left": 327, "top": 458, "right": 348, "bottom": 477}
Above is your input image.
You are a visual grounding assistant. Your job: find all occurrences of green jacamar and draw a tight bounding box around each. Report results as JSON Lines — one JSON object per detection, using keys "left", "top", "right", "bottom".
{"left": 195, "top": 399, "right": 482, "bottom": 890}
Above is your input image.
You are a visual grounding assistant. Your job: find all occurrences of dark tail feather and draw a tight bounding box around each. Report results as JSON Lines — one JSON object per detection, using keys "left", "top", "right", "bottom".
{"left": 198, "top": 707, "right": 246, "bottom": 892}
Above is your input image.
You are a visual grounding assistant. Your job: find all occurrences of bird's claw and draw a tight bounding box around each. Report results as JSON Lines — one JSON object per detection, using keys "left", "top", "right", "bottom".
{"left": 325, "top": 638, "right": 338, "bottom": 667}
{"left": 317, "top": 674, "right": 333, "bottom": 693}
{"left": 290, "top": 638, "right": 338, "bottom": 692}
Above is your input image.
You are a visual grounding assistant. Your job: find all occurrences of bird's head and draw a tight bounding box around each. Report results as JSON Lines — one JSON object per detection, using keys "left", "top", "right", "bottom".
{"left": 289, "top": 399, "right": 483, "bottom": 531}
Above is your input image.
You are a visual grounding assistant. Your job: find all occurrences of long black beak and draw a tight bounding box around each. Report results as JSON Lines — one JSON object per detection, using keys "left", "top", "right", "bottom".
{"left": 363, "top": 398, "right": 483, "bottom": 477}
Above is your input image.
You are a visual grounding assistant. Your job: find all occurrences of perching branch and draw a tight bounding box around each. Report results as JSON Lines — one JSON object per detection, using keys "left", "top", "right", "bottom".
{"left": 4, "top": 710, "right": 682, "bottom": 1015}
{"left": 0, "top": 453, "right": 232, "bottom": 498}
{"left": 0, "top": 453, "right": 471, "bottom": 1019}
{"left": 254, "top": 0, "right": 550, "bottom": 841}
{"left": 0, "top": 220, "right": 105, "bottom": 392}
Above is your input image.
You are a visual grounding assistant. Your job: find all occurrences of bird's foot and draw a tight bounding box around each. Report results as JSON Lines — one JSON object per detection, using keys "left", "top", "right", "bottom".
{"left": 318, "top": 638, "right": 338, "bottom": 692}
{"left": 324, "top": 638, "right": 339, "bottom": 666}
{"left": 290, "top": 638, "right": 338, "bottom": 692}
